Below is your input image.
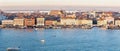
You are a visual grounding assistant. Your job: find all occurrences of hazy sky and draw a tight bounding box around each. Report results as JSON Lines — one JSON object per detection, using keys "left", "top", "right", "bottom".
{"left": 0, "top": 0, "right": 120, "bottom": 7}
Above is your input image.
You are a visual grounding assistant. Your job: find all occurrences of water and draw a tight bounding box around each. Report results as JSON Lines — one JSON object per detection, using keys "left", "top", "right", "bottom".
{"left": 0, "top": 28, "right": 120, "bottom": 51}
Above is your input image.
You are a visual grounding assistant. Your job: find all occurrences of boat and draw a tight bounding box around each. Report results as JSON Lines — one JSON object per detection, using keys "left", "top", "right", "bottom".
{"left": 35, "top": 28, "right": 38, "bottom": 30}
{"left": 7, "top": 47, "right": 20, "bottom": 51}
{"left": 41, "top": 39, "right": 45, "bottom": 44}
{"left": 41, "top": 40, "right": 45, "bottom": 42}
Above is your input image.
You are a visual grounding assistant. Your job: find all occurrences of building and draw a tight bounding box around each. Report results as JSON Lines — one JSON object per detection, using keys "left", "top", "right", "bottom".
{"left": 36, "top": 18, "right": 45, "bottom": 26}
{"left": 2, "top": 20, "right": 13, "bottom": 27}
{"left": 24, "top": 18, "right": 35, "bottom": 27}
{"left": 115, "top": 17, "right": 120, "bottom": 26}
{"left": 66, "top": 13, "right": 76, "bottom": 18}
{"left": 97, "top": 17, "right": 107, "bottom": 26}
{"left": 76, "top": 19, "right": 93, "bottom": 29}
{"left": 101, "top": 12, "right": 113, "bottom": 17}
{"left": 115, "top": 20, "right": 120, "bottom": 26}
{"left": 45, "top": 20, "right": 57, "bottom": 26}
{"left": 105, "top": 17, "right": 114, "bottom": 25}
{"left": 97, "top": 20, "right": 107, "bottom": 26}
{"left": 49, "top": 10, "right": 65, "bottom": 17}
{"left": 89, "top": 11, "right": 96, "bottom": 18}
{"left": 60, "top": 13, "right": 77, "bottom": 25}
{"left": 60, "top": 17, "right": 77, "bottom": 25}
{"left": 79, "top": 19, "right": 93, "bottom": 26}
{"left": 13, "top": 17, "right": 24, "bottom": 27}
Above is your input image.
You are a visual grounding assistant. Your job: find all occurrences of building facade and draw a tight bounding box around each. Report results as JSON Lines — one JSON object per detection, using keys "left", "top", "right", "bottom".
{"left": 60, "top": 13, "right": 77, "bottom": 25}
{"left": 2, "top": 20, "right": 13, "bottom": 27}
{"left": 97, "top": 17, "right": 107, "bottom": 26}
{"left": 45, "top": 20, "right": 57, "bottom": 26}
{"left": 36, "top": 18, "right": 45, "bottom": 26}
{"left": 60, "top": 18, "right": 77, "bottom": 25}
{"left": 49, "top": 10, "right": 65, "bottom": 17}
{"left": 13, "top": 17, "right": 24, "bottom": 27}
{"left": 97, "top": 20, "right": 107, "bottom": 26}
{"left": 24, "top": 18, "right": 35, "bottom": 27}
{"left": 78, "top": 19, "right": 93, "bottom": 26}
{"left": 76, "top": 19, "right": 93, "bottom": 28}
{"left": 105, "top": 17, "right": 114, "bottom": 25}
{"left": 115, "top": 20, "right": 120, "bottom": 26}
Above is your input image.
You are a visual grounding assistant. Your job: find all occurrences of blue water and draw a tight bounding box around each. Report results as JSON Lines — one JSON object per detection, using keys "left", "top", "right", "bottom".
{"left": 0, "top": 28, "right": 120, "bottom": 51}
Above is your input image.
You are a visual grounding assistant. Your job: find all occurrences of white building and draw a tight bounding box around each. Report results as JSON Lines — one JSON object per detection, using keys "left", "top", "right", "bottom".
{"left": 60, "top": 18, "right": 77, "bottom": 25}
{"left": 80, "top": 19, "right": 93, "bottom": 26}
{"left": 2, "top": 20, "right": 14, "bottom": 27}
{"left": 36, "top": 18, "right": 45, "bottom": 26}
{"left": 115, "top": 20, "right": 120, "bottom": 26}
{"left": 2, "top": 20, "right": 13, "bottom": 25}
{"left": 13, "top": 17, "right": 24, "bottom": 27}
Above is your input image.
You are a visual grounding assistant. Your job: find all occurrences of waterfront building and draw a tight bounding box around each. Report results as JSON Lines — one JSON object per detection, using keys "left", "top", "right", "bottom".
{"left": 79, "top": 19, "right": 93, "bottom": 26}
{"left": 77, "top": 15, "right": 92, "bottom": 26}
{"left": 105, "top": 16, "right": 114, "bottom": 25}
{"left": 13, "top": 17, "right": 24, "bottom": 27}
{"left": 97, "top": 20, "right": 107, "bottom": 26}
{"left": 36, "top": 17, "right": 45, "bottom": 26}
{"left": 76, "top": 18, "right": 93, "bottom": 29}
{"left": 115, "top": 20, "right": 120, "bottom": 26}
{"left": 24, "top": 18, "right": 35, "bottom": 27}
{"left": 60, "top": 17, "right": 77, "bottom": 26}
{"left": 60, "top": 13, "right": 77, "bottom": 26}
{"left": 56, "top": 22, "right": 61, "bottom": 26}
{"left": 115, "top": 17, "right": 120, "bottom": 26}
{"left": 104, "top": 16, "right": 115, "bottom": 29}
{"left": 2, "top": 20, "right": 13, "bottom": 27}
{"left": 45, "top": 20, "right": 57, "bottom": 26}
{"left": 97, "top": 17, "right": 107, "bottom": 26}
{"left": 76, "top": 19, "right": 81, "bottom": 25}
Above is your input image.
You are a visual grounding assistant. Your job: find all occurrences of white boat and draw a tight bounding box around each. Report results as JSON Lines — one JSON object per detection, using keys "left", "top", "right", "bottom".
{"left": 7, "top": 47, "right": 20, "bottom": 51}
{"left": 35, "top": 28, "right": 38, "bottom": 30}
{"left": 41, "top": 39, "right": 45, "bottom": 44}
{"left": 41, "top": 40, "right": 45, "bottom": 42}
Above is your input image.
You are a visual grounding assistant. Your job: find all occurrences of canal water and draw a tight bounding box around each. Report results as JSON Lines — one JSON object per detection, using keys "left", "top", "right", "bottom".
{"left": 0, "top": 28, "right": 120, "bottom": 51}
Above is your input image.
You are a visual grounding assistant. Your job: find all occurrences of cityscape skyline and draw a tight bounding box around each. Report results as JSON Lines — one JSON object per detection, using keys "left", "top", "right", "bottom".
{"left": 1, "top": 0, "right": 120, "bottom": 51}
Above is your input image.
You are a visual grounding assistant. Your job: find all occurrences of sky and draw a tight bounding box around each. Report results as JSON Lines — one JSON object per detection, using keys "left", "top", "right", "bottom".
{"left": 0, "top": 0, "right": 120, "bottom": 10}
{"left": 0, "top": 0, "right": 120, "bottom": 7}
